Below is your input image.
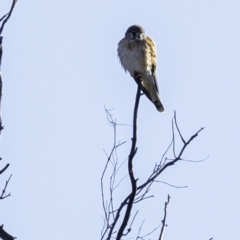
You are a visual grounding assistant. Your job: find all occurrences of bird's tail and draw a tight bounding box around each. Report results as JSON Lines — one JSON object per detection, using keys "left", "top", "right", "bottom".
{"left": 153, "top": 98, "right": 164, "bottom": 112}
{"left": 139, "top": 85, "right": 164, "bottom": 113}
{"left": 150, "top": 91, "right": 164, "bottom": 113}
{"left": 134, "top": 74, "right": 164, "bottom": 113}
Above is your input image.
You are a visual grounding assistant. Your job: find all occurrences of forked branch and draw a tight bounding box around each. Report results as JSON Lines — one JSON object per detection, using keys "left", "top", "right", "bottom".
{"left": 101, "top": 75, "right": 204, "bottom": 240}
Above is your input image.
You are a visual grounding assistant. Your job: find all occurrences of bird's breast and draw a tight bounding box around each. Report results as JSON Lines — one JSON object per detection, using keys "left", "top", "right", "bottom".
{"left": 118, "top": 39, "right": 152, "bottom": 77}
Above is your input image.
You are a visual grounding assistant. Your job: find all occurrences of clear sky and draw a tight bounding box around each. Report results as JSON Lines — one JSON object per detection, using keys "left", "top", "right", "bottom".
{"left": 1, "top": 0, "right": 240, "bottom": 239}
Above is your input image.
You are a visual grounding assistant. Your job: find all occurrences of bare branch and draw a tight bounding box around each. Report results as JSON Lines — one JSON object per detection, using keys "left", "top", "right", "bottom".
{"left": 136, "top": 125, "right": 204, "bottom": 194}
{"left": 0, "top": 225, "right": 16, "bottom": 240}
{"left": 172, "top": 119, "right": 177, "bottom": 158}
{"left": 113, "top": 174, "right": 128, "bottom": 191}
{"left": 140, "top": 224, "right": 161, "bottom": 239}
{"left": 116, "top": 74, "right": 142, "bottom": 240}
{"left": 0, "top": 175, "right": 12, "bottom": 200}
{"left": 158, "top": 195, "right": 171, "bottom": 240}
{"left": 0, "top": 164, "right": 10, "bottom": 175}
{"left": 0, "top": 40, "right": 3, "bottom": 133}
{"left": 0, "top": 0, "right": 17, "bottom": 36}
{"left": 136, "top": 220, "right": 161, "bottom": 240}
{"left": 136, "top": 220, "right": 145, "bottom": 240}
{"left": 123, "top": 211, "right": 139, "bottom": 236}
{"left": 134, "top": 195, "right": 154, "bottom": 203}
{"left": 159, "top": 140, "right": 173, "bottom": 168}
{"left": 101, "top": 73, "right": 205, "bottom": 240}
{"left": 174, "top": 111, "right": 185, "bottom": 144}
{"left": 179, "top": 158, "right": 208, "bottom": 163}
{"left": 154, "top": 180, "right": 187, "bottom": 189}
{"left": 0, "top": 0, "right": 17, "bottom": 133}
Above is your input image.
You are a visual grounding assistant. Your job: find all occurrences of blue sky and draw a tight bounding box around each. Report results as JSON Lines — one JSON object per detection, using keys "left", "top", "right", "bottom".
{"left": 1, "top": 0, "right": 240, "bottom": 239}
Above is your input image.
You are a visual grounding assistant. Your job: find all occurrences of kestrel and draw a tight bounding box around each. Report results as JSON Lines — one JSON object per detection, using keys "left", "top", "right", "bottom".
{"left": 118, "top": 25, "right": 164, "bottom": 112}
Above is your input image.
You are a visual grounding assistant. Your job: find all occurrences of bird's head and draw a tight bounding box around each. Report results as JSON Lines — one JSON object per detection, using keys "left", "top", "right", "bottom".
{"left": 125, "top": 25, "right": 145, "bottom": 40}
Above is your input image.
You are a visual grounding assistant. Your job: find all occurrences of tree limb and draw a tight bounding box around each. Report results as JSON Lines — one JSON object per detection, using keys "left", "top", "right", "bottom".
{"left": 0, "top": 174, "right": 12, "bottom": 200}
{"left": 0, "top": 164, "right": 9, "bottom": 175}
{"left": 0, "top": 225, "right": 16, "bottom": 240}
{"left": 158, "top": 195, "right": 170, "bottom": 240}
{"left": 116, "top": 74, "right": 142, "bottom": 240}
{"left": 0, "top": 0, "right": 17, "bottom": 35}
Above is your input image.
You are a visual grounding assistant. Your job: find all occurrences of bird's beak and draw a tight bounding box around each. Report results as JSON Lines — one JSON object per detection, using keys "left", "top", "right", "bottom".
{"left": 135, "top": 33, "right": 143, "bottom": 40}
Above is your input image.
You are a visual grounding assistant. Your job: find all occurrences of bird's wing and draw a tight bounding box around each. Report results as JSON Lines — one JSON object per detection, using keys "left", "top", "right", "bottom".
{"left": 145, "top": 36, "right": 159, "bottom": 94}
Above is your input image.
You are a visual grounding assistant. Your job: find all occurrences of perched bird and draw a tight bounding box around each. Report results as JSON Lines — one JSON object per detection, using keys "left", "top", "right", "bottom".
{"left": 118, "top": 25, "right": 164, "bottom": 112}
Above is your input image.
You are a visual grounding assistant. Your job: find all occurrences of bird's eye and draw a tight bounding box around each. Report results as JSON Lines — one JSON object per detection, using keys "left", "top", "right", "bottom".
{"left": 131, "top": 32, "right": 136, "bottom": 38}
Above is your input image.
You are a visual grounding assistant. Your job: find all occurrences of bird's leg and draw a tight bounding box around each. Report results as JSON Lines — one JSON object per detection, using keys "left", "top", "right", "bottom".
{"left": 133, "top": 72, "right": 143, "bottom": 87}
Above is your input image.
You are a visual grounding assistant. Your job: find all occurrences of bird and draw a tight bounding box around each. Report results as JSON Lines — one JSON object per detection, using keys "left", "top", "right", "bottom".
{"left": 117, "top": 25, "right": 164, "bottom": 112}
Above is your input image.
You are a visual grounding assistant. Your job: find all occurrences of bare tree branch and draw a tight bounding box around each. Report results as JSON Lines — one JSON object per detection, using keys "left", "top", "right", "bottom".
{"left": 174, "top": 111, "right": 185, "bottom": 144}
{"left": 0, "top": 2, "right": 17, "bottom": 240}
{"left": 116, "top": 75, "right": 142, "bottom": 240}
{"left": 0, "top": 0, "right": 17, "bottom": 35}
{"left": 0, "top": 38, "right": 3, "bottom": 133}
{"left": 136, "top": 220, "right": 161, "bottom": 240}
{"left": 0, "top": 225, "right": 16, "bottom": 240}
{"left": 158, "top": 195, "right": 170, "bottom": 240}
{"left": 154, "top": 180, "right": 187, "bottom": 189}
{"left": 0, "top": 174, "right": 12, "bottom": 200}
{"left": 136, "top": 126, "right": 204, "bottom": 195}
{"left": 101, "top": 72, "right": 205, "bottom": 240}
{"left": 101, "top": 113, "right": 204, "bottom": 240}
{"left": 101, "top": 108, "right": 129, "bottom": 239}
{"left": 0, "top": 164, "right": 10, "bottom": 175}
{"left": 172, "top": 119, "right": 177, "bottom": 158}
{"left": 0, "top": 0, "right": 17, "bottom": 133}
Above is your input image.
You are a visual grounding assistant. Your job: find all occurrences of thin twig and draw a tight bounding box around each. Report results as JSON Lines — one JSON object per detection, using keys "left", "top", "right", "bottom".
{"left": 134, "top": 195, "right": 154, "bottom": 203}
{"left": 154, "top": 180, "right": 187, "bottom": 189}
{"left": 136, "top": 219, "right": 145, "bottom": 240}
{"left": 113, "top": 174, "right": 128, "bottom": 191}
{"left": 0, "top": 0, "right": 17, "bottom": 35}
{"left": 159, "top": 140, "right": 173, "bottom": 168}
{"left": 172, "top": 119, "right": 177, "bottom": 158}
{"left": 158, "top": 195, "right": 171, "bottom": 240}
{"left": 174, "top": 111, "right": 185, "bottom": 144}
{"left": 179, "top": 158, "right": 207, "bottom": 163}
{"left": 0, "top": 164, "right": 10, "bottom": 174}
{"left": 0, "top": 175, "right": 12, "bottom": 199}
{"left": 136, "top": 126, "right": 204, "bottom": 193}
{"left": 102, "top": 102, "right": 204, "bottom": 240}
{"left": 140, "top": 224, "right": 161, "bottom": 239}
{"left": 123, "top": 211, "right": 139, "bottom": 236}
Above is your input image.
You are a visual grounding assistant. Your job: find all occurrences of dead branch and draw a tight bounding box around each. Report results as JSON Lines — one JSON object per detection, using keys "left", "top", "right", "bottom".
{"left": 101, "top": 108, "right": 128, "bottom": 239}
{"left": 158, "top": 195, "right": 170, "bottom": 240}
{"left": 136, "top": 124, "right": 204, "bottom": 197}
{"left": 0, "top": 164, "right": 10, "bottom": 175}
{"left": 0, "top": 174, "right": 12, "bottom": 200}
{"left": 0, "top": 2, "right": 17, "bottom": 240}
{"left": 0, "top": 0, "right": 17, "bottom": 35}
{"left": 0, "top": 225, "right": 16, "bottom": 240}
{"left": 0, "top": 0, "right": 18, "bottom": 133}
{"left": 101, "top": 111, "right": 204, "bottom": 239}
{"left": 101, "top": 72, "right": 204, "bottom": 239}
{"left": 154, "top": 180, "right": 187, "bottom": 189}
{"left": 136, "top": 220, "right": 161, "bottom": 240}
{"left": 116, "top": 75, "right": 142, "bottom": 240}
{"left": 0, "top": 37, "right": 3, "bottom": 133}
